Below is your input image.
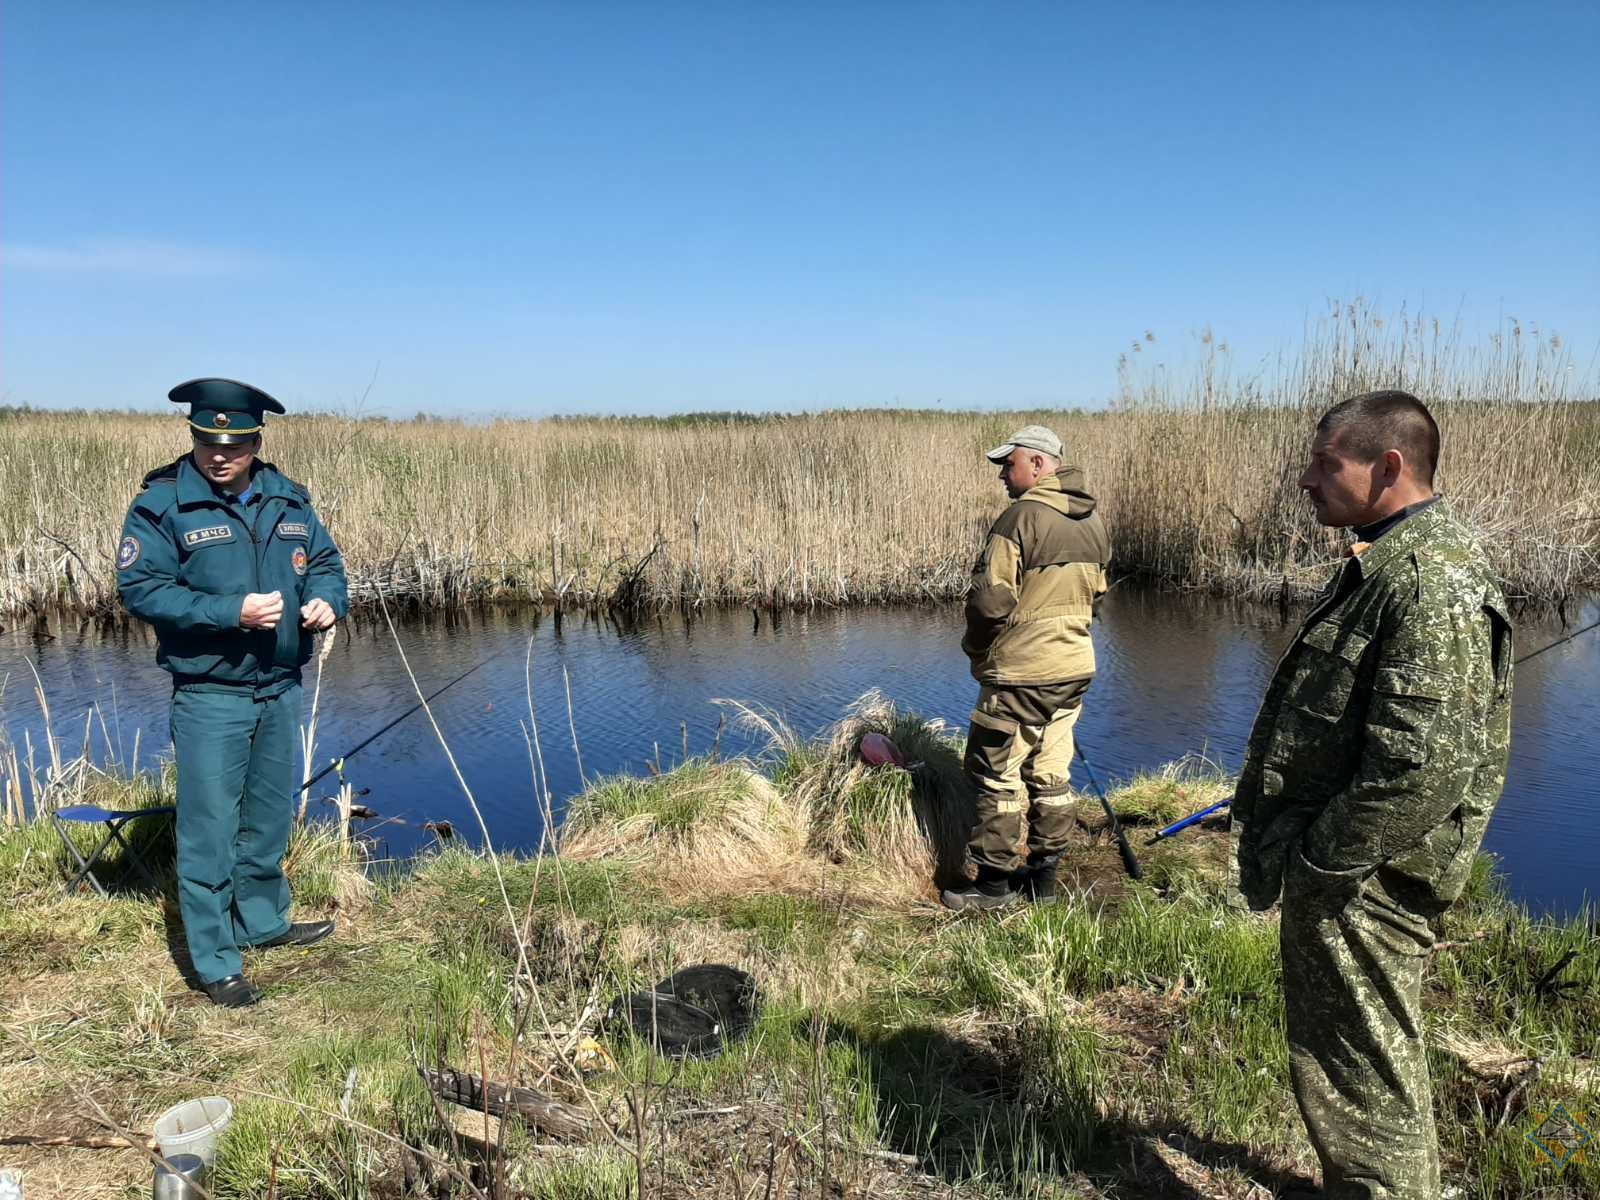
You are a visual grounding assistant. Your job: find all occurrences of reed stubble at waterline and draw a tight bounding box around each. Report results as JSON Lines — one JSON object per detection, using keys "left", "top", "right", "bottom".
{"left": 3, "top": 309, "right": 1595, "bottom": 617}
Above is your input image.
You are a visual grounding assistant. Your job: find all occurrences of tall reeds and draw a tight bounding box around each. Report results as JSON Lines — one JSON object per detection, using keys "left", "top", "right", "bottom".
{"left": 2, "top": 303, "right": 1594, "bottom": 616}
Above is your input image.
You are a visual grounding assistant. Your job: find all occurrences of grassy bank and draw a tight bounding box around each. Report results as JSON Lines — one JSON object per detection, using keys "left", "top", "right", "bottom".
{"left": 2, "top": 698, "right": 1595, "bottom": 1199}
{"left": 2, "top": 305, "right": 1597, "bottom": 619}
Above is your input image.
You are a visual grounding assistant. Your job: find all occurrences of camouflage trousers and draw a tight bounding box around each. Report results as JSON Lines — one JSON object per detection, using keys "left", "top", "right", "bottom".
{"left": 962, "top": 679, "right": 1090, "bottom": 876}
{"left": 1281, "top": 849, "right": 1439, "bottom": 1200}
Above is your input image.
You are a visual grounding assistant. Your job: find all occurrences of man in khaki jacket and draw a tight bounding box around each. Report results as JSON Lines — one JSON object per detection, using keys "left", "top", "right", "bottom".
{"left": 943, "top": 425, "right": 1112, "bottom": 910}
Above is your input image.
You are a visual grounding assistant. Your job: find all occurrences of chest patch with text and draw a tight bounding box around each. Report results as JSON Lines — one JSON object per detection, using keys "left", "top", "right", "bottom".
{"left": 277, "top": 522, "right": 309, "bottom": 539}
{"left": 183, "top": 525, "right": 235, "bottom": 548}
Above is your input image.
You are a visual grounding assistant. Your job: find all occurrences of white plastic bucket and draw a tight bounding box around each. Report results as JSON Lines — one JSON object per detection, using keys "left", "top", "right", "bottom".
{"left": 152, "top": 1096, "right": 233, "bottom": 1167}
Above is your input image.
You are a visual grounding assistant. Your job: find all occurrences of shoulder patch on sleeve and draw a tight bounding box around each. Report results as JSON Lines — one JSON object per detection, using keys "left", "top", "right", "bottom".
{"left": 116, "top": 535, "right": 142, "bottom": 570}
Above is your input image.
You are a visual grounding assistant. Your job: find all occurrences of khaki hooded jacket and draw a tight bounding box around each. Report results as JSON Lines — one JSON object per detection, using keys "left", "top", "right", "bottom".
{"left": 962, "top": 467, "right": 1112, "bottom": 686}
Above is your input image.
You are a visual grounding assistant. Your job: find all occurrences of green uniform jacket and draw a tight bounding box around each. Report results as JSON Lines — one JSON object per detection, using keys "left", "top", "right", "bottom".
{"left": 116, "top": 456, "right": 349, "bottom": 692}
{"left": 962, "top": 467, "right": 1112, "bottom": 686}
{"left": 1233, "top": 500, "right": 1513, "bottom": 915}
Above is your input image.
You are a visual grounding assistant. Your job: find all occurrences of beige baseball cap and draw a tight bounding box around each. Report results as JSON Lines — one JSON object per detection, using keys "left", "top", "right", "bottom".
{"left": 985, "top": 424, "right": 1064, "bottom": 462}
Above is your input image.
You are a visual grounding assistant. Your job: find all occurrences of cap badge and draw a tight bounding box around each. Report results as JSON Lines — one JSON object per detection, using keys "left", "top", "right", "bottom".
{"left": 214, "top": 412, "right": 231, "bottom": 428}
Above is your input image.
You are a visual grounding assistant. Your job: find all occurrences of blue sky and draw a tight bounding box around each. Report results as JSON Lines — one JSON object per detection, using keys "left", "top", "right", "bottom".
{"left": 4, "top": 2, "right": 1597, "bottom": 416}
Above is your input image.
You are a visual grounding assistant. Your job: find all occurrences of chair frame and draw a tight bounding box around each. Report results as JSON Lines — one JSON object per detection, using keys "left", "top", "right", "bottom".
{"left": 52, "top": 805, "right": 177, "bottom": 896}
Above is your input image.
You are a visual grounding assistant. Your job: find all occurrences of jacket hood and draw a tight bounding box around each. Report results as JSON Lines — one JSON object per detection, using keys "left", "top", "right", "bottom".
{"left": 1018, "top": 466, "right": 1097, "bottom": 518}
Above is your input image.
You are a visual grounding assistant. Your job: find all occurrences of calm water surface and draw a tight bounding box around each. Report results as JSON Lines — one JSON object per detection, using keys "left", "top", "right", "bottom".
{"left": 3, "top": 591, "right": 1594, "bottom": 915}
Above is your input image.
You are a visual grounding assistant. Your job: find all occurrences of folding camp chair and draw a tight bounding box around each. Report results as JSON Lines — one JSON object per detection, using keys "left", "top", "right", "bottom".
{"left": 51, "top": 804, "right": 176, "bottom": 896}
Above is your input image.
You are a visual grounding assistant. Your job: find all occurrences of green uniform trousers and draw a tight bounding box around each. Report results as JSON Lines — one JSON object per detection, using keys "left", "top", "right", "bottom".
{"left": 171, "top": 684, "right": 300, "bottom": 984}
{"left": 962, "top": 678, "right": 1090, "bottom": 877}
{"left": 1281, "top": 849, "right": 1439, "bottom": 1200}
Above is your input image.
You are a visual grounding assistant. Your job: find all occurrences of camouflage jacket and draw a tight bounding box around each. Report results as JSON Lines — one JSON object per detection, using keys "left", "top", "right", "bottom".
{"left": 1233, "top": 500, "right": 1513, "bottom": 915}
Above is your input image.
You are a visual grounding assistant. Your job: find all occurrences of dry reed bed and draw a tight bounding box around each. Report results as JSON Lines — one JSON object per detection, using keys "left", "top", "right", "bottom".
{"left": 3, "top": 308, "right": 1595, "bottom": 617}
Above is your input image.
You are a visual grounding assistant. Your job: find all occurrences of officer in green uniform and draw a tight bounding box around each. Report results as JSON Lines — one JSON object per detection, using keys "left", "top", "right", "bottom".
{"left": 1232, "top": 390, "right": 1513, "bottom": 1198}
{"left": 116, "top": 378, "right": 350, "bottom": 1007}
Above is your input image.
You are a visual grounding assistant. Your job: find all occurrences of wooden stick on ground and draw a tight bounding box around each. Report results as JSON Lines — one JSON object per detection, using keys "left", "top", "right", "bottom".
{"left": 0, "top": 1133, "right": 149, "bottom": 1151}
{"left": 418, "top": 1066, "right": 596, "bottom": 1141}
{"left": 1430, "top": 929, "right": 1491, "bottom": 954}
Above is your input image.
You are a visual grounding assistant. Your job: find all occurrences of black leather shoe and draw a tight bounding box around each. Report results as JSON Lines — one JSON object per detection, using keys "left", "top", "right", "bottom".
{"left": 253, "top": 920, "right": 335, "bottom": 950}
{"left": 202, "top": 974, "right": 262, "bottom": 1008}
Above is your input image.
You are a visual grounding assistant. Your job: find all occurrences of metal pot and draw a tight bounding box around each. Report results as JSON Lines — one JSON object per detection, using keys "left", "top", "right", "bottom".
{"left": 152, "top": 1154, "right": 207, "bottom": 1200}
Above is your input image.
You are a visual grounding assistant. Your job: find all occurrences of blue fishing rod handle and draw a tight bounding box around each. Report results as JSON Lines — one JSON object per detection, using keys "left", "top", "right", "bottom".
{"left": 1153, "top": 798, "right": 1232, "bottom": 842}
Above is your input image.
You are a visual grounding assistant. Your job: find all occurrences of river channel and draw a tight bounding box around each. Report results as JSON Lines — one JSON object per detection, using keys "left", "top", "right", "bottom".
{"left": 2, "top": 591, "right": 1594, "bottom": 916}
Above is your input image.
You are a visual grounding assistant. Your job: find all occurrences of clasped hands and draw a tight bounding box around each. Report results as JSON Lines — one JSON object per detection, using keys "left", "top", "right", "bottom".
{"left": 241, "top": 591, "right": 336, "bottom": 631}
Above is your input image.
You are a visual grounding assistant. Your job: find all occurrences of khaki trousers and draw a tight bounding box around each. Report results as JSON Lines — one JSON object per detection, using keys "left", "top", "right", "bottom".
{"left": 962, "top": 679, "right": 1090, "bottom": 876}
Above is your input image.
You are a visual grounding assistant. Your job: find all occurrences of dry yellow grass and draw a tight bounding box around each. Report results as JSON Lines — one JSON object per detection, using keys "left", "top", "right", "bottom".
{"left": 559, "top": 762, "right": 826, "bottom": 900}
{"left": 3, "top": 304, "right": 1594, "bottom": 617}
{"left": 558, "top": 692, "right": 974, "bottom": 905}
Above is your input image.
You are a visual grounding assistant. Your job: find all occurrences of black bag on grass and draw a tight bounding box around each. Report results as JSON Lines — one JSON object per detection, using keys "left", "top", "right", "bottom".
{"left": 607, "top": 964, "right": 759, "bottom": 1059}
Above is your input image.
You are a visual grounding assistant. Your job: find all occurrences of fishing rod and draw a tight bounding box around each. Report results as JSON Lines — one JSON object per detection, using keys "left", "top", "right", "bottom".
{"left": 1148, "top": 799, "right": 1231, "bottom": 846}
{"left": 1075, "top": 743, "right": 1142, "bottom": 880}
{"left": 1149, "top": 613, "right": 1600, "bottom": 844}
{"left": 298, "top": 653, "right": 498, "bottom": 793}
{"left": 1513, "top": 615, "right": 1600, "bottom": 668}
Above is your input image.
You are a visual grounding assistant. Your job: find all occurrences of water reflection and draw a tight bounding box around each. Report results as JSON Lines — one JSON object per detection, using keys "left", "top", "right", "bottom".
{"left": 1, "top": 592, "right": 1593, "bottom": 916}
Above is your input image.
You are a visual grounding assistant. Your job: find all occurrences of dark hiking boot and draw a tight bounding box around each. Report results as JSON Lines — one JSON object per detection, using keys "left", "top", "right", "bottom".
{"left": 941, "top": 873, "right": 1020, "bottom": 912}
{"left": 1021, "top": 855, "right": 1061, "bottom": 902}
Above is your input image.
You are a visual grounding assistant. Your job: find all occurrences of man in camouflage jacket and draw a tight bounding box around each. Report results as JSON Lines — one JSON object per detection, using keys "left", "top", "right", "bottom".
{"left": 1233, "top": 391, "right": 1512, "bottom": 1198}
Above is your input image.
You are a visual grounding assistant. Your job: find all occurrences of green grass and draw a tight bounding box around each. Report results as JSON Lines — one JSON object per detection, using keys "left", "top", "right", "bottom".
{"left": 718, "top": 892, "right": 842, "bottom": 956}
{"left": 1108, "top": 758, "right": 1232, "bottom": 827}
{"left": 515, "top": 1151, "right": 635, "bottom": 1200}
{"left": 216, "top": 1031, "right": 424, "bottom": 1199}
{"left": 563, "top": 760, "right": 757, "bottom": 842}
{"left": 2, "top": 749, "right": 1596, "bottom": 1200}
